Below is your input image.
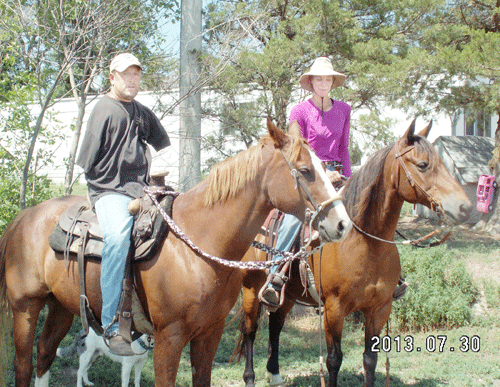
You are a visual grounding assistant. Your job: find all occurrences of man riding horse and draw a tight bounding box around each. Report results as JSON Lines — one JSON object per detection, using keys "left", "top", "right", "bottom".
{"left": 76, "top": 52, "right": 170, "bottom": 356}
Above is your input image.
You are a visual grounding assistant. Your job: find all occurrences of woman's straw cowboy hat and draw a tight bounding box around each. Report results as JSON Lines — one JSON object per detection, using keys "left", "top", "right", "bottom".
{"left": 299, "top": 57, "right": 346, "bottom": 92}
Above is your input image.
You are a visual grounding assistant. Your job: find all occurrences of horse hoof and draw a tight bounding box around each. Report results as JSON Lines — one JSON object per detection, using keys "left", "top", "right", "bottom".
{"left": 267, "top": 372, "right": 286, "bottom": 386}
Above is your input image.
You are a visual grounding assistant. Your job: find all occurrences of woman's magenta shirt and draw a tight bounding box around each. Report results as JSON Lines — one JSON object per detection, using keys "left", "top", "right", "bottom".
{"left": 290, "top": 99, "right": 351, "bottom": 177}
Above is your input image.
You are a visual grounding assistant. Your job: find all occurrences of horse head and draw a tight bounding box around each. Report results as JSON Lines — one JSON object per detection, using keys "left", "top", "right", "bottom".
{"left": 264, "top": 118, "right": 351, "bottom": 242}
{"left": 393, "top": 118, "right": 472, "bottom": 225}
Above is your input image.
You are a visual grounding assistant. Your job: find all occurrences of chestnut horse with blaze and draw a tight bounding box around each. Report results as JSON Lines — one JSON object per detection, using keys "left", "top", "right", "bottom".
{"left": 0, "top": 119, "right": 352, "bottom": 387}
{"left": 237, "top": 120, "right": 472, "bottom": 387}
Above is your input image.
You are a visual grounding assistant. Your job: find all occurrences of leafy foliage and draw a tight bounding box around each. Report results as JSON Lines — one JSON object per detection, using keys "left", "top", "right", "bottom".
{"left": 391, "top": 245, "right": 479, "bottom": 331}
{"left": 201, "top": 0, "right": 500, "bottom": 170}
{"left": 0, "top": 128, "right": 53, "bottom": 235}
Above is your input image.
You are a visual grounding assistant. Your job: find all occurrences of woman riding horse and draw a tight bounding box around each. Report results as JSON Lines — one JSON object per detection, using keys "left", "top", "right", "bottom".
{"left": 236, "top": 119, "right": 472, "bottom": 387}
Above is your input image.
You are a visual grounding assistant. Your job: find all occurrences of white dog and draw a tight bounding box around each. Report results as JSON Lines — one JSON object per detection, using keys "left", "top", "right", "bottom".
{"left": 56, "top": 329, "right": 154, "bottom": 387}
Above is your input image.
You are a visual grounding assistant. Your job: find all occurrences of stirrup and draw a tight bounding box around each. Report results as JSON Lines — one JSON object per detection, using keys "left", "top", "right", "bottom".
{"left": 258, "top": 272, "right": 287, "bottom": 310}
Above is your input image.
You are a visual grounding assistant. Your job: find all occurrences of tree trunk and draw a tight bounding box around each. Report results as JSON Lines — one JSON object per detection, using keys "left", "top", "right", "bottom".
{"left": 20, "top": 108, "right": 48, "bottom": 209}
{"left": 64, "top": 95, "right": 86, "bottom": 195}
{"left": 179, "top": 0, "right": 202, "bottom": 192}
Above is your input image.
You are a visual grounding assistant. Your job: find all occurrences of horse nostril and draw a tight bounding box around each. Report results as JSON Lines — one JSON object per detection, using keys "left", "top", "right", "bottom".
{"left": 459, "top": 203, "right": 471, "bottom": 219}
{"left": 338, "top": 220, "right": 345, "bottom": 233}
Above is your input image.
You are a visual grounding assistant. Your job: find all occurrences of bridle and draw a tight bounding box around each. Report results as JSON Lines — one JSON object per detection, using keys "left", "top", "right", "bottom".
{"left": 279, "top": 145, "right": 342, "bottom": 231}
{"left": 280, "top": 146, "right": 342, "bottom": 210}
{"left": 394, "top": 141, "right": 443, "bottom": 215}
{"left": 351, "top": 139, "right": 452, "bottom": 247}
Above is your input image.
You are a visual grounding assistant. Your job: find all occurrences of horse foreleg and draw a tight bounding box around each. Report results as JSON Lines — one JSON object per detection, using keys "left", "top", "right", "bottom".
{"left": 35, "top": 297, "right": 74, "bottom": 385}
{"left": 190, "top": 320, "right": 225, "bottom": 387}
{"left": 242, "top": 327, "right": 257, "bottom": 387}
{"left": 152, "top": 327, "right": 186, "bottom": 387}
{"left": 323, "top": 299, "right": 345, "bottom": 387}
{"left": 267, "top": 300, "right": 294, "bottom": 386}
{"left": 363, "top": 303, "right": 392, "bottom": 387}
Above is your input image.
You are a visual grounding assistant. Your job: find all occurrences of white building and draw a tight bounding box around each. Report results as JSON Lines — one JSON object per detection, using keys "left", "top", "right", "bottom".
{"left": 23, "top": 88, "right": 495, "bottom": 198}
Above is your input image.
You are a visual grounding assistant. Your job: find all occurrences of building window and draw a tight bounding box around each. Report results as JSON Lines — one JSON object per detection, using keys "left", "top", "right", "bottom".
{"left": 462, "top": 108, "right": 492, "bottom": 137}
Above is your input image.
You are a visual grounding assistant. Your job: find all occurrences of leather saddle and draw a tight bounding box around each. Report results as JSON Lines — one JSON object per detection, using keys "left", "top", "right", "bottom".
{"left": 48, "top": 186, "right": 176, "bottom": 340}
{"left": 49, "top": 188, "right": 175, "bottom": 262}
{"left": 259, "top": 209, "right": 322, "bottom": 309}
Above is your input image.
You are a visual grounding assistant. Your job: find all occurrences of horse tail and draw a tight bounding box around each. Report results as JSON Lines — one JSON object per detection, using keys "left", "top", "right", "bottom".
{"left": 229, "top": 304, "right": 263, "bottom": 363}
{"left": 230, "top": 307, "right": 246, "bottom": 363}
{"left": 0, "top": 211, "right": 25, "bottom": 306}
{"left": 0, "top": 211, "right": 26, "bottom": 385}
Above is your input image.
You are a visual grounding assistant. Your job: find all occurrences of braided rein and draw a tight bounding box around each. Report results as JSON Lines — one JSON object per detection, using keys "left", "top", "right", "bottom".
{"left": 144, "top": 186, "right": 314, "bottom": 270}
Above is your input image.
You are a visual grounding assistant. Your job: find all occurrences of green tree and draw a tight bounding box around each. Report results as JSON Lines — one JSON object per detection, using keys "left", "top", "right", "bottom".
{"left": 0, "top": 0, "right": 179, "bottom": 206}
{"left": 202, "top": 0, "right": 500, "bottom": 237}
{"left": 201, "top": 0, "right": 398, "bottom": 164}
{"left": 0, "top": 89, "right": 53, "bottom": 234}
{"left": 362, "top": 0, "right": 500, "bottom": 235}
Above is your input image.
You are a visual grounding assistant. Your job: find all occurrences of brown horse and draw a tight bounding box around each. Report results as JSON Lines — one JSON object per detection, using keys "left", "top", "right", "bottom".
{"left": 0, "top": 119, "right": 352, "bottom": 387}
{"left": 237, "top": 120, "right": 472, "bottom": 387}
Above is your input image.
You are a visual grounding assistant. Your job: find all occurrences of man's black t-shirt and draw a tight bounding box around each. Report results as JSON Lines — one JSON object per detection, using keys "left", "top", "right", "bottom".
{"left": 76, "top": 95, "right": 170, "bottom": 206}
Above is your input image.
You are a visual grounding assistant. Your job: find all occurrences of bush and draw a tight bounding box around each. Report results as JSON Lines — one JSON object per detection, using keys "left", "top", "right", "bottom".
{"left": 391, "top": 245, "right": 479, "bottom": 331}
{"left": 0, "top": 168, "right": 52, "bottom": 235}
{"left": 483, "top": 279, "right": 500, "bottom": 309}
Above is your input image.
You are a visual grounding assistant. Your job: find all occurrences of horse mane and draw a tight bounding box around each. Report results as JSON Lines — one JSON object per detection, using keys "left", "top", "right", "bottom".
{"left": 343, "top": 146, "right": 391, "bottom": 227}
{"left": 204, "top": 133, "right": 303, "bottom": 207}
{"left": 343, "top": 133, "right": 437, "bottom": 227}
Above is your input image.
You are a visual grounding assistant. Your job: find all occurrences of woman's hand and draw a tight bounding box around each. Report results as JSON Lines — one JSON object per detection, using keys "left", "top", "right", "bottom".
{"left": 326, "top": 169, "right": 347, "bottom": 190}
{"left": 326, "top": 169, "right": 342, "bottom": 184}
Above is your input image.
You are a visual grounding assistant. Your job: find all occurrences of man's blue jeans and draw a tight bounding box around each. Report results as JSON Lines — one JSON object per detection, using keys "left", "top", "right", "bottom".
{"left": 94, "top": 194, "right": 134, "bottom": 330}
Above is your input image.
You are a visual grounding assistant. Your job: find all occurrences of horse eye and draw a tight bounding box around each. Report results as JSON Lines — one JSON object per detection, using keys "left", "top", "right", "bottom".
{"left": 417, "top": 161, "right": 429, "bottom": 171}
{"left": 299, "top": 167, "right": 312, "bottom": 178}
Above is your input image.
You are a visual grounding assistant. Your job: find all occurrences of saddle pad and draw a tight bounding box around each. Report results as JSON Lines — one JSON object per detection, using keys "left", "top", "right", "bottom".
{"left": 49, "top": 223, "right": 103, "bottom": 259}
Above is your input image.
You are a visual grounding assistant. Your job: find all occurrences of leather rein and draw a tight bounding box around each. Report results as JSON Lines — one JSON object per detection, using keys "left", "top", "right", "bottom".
{"left": 142, "top": 143, "right": 336, "bottom": 271}
{"left": 351, "top": 141, "right": 452, "bottom": 248}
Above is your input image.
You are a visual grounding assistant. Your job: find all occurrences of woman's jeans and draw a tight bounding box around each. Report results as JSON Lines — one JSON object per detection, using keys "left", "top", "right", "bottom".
{"left": 269, "top": 214, "right": 301, "bottom": 275}
{"left": 94, "top": 194, "right": 134, "bottom": 330}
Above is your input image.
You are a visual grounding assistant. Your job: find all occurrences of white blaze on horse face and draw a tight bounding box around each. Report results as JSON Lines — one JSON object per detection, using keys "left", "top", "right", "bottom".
{"left": 308, "top": 149, "right": 351, "bottom": 226}
{"left": 308, "top": 149, "right": 339, "bottom": 197}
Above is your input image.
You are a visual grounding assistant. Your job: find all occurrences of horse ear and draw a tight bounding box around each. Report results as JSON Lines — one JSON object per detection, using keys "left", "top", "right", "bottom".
{"left": 401, "top": 118, "right": 417, "bottom": 146}
{"left": 417, "top": 120, "right": 432, "bottom": 139}
{"left": 288, "top": 120, "right": 302, "bottom": 138}
{"left": 267, "top": 117, "right": 288, "bottom": 149}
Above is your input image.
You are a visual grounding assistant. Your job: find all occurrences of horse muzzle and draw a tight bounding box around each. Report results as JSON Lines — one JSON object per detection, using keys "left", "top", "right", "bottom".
{"left": 314, "top": 198, "right": 352, "bottom": 243}
{"left": 440, "top": 195, "right": 472, "bottom": 225}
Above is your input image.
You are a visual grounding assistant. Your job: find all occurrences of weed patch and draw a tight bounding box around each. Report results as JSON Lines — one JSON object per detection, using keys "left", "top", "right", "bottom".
{"left": 391, "top": 245, "right": 479, "bottom": 331}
